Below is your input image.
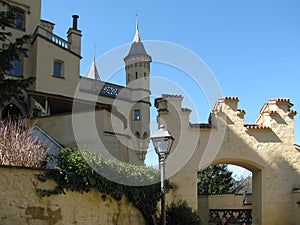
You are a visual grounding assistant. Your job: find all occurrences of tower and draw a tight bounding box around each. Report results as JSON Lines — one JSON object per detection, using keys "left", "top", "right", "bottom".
{"left": 124, "top": 17, "right": 151, "bottom": 163}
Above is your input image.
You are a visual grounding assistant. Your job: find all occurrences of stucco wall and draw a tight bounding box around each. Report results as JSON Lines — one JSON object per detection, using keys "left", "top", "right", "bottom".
{"left": 156, "top": 96, "right": 300, "bottom": 225}
{"left": 30, "top": 110, "right": 140, "bottom": 164}
{"left": 0, "top": 166, "right": 145, "bottom": 225}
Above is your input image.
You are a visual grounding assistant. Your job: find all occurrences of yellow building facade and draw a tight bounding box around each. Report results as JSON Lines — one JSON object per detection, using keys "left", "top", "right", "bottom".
{"left": 0, "top": 0, "right": 151, "bottom": 165}
{"left": 1, "top": 1, "right": 300, "bottom": 224}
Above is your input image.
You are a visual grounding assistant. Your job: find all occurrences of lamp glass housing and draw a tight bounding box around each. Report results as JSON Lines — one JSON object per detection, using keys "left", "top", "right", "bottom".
{"left": 150, "top": 125, "right": 174, "bottom": 157}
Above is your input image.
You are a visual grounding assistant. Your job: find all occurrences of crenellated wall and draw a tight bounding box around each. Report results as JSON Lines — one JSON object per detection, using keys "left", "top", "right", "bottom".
{"left": 155, "top": 95, "right": 300, "bottom": 225}
{"left": 0, "top": 166, "right": 145, "bottom": 225}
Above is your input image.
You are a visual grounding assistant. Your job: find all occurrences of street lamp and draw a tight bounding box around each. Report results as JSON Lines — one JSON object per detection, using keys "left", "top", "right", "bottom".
{"left": 150, "top": 125, "right": 174, "bottom": 225}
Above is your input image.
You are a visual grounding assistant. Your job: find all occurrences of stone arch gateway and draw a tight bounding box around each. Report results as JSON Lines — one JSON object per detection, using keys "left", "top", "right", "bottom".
{"left": 155, "top": 95, "right": 300, "bottom": 225}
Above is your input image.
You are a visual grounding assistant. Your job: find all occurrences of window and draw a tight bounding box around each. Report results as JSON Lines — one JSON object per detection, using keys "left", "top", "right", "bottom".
{"left": 6, "top": 59, "right": 22, "bottom": 77}
{"left": 53, "top": 61, "right": 64, "bottom": 77}
{"left": 134, "top": 110, "right": 140, "bottom": 121}
{"left": 9, "top": 6, "right": 26, "bottom": 30}
{"left": 135, "top": 72, "right": 138, "bottom": 79}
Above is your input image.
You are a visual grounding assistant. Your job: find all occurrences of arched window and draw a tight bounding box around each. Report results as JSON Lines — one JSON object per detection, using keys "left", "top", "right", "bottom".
{"left": 2, "top": 103, "right": 23, "bottom": 120}
{"left": 135, "top": 131, "right": 140, "bottom": 139}
{"left": 143, "top": 132, "right": 148, "bottom": 139}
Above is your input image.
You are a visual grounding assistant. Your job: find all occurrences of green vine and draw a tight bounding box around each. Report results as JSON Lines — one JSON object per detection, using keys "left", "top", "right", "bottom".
{"left": 35, "top": 148, "right": 169, "bottom": 225}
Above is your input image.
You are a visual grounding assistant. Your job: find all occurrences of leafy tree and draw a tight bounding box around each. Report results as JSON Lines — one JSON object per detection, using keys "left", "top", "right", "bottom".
{"left": 0, "top": 0, "right": 34, "bottom": 105}
{"left": 197, "top": 164, "right": 235, "bottom": 195}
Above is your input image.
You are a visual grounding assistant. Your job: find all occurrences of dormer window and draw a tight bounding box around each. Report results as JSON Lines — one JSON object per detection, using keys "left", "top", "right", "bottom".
{"left": 9, "top": 6, "right": 26, "bottom": 30}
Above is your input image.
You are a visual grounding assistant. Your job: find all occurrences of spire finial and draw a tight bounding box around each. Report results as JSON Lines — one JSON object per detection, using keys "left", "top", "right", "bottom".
{"left": 93, "top": 43, "right": 96, "bottom": 62}
{"left": 133, "top": 10, "right": 141, "bottom": 43}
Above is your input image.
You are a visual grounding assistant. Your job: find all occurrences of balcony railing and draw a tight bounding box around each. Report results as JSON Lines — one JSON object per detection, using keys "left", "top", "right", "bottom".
{"left": 33, "top": 26, "right": 70, "bottom": 50}
{"left": 79, "top": 77, "right": 131, "bottom": 101}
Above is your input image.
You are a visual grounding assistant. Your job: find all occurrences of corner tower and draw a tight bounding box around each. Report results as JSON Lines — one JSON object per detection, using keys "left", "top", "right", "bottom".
{"left": 124, "top": 18, "right": 151, "bottom": 163}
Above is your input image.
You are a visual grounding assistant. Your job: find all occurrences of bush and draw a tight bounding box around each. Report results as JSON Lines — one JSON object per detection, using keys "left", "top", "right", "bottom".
{"left": 158, "top": 200, "right": 202, "bottom": 225}
{"left": 0, "top": 120, "right": 48, "bottom": 167}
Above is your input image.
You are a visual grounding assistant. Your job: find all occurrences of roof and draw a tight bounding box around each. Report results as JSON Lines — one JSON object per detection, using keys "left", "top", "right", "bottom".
{"left": 244, "top": 124, "right": 270, "bottom": 130}
{"left": 31, "top": 125, "right": 63, "bottom": 168}
{"left": 87, "top": 59, "right": 101, "bottom": 80}
{"left": 189, "top": 123, "right": 212, "bottom": 129}
{"left": 125, "top": 17, "right": 150, "bottom": 58}
{"left": 127, "top": 41, "right": 148, "bottom": 56}
{"left": 221, "top": 97, "right": 240, "bottom": 101}
{"left": 161, "top": 94, "right": 184, "bottom": 99}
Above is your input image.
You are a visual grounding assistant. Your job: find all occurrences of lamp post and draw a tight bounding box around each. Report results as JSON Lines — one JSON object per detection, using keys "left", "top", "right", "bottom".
{"left": 150, "top": 125, "right": 174, "bottom": 225}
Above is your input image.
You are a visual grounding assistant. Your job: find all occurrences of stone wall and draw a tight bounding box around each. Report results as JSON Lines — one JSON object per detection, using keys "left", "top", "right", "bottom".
{"left": 0, "top": 166, "right": 145, "bottom": 225}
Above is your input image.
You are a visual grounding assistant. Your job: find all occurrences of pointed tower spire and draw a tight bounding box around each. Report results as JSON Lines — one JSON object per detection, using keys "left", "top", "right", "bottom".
{"left": 87, "top": 44, "right": 101, "bottom": 80}
{"left": 133, "top": 10, "right": 141, "bottom": 43}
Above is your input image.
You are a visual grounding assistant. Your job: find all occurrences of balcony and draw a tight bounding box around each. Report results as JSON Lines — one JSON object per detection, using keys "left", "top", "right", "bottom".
{"left": 33, "top": 26, "right": 70, "bottom": 50}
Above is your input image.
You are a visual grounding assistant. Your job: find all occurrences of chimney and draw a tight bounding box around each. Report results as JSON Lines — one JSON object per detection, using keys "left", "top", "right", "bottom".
{"left": 67, "top": 14, "right": 82, "bottom": 56}
{"left": 72, "top": 15, "right": 79, "bottom": 30}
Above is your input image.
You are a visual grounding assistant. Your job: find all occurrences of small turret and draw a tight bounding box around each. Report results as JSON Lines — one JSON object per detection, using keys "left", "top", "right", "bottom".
{"left": 124, "top": 15, "right": 151, "bottom": 87}
{"left": 124, "top": 15, "right": 151, "bottom": 164}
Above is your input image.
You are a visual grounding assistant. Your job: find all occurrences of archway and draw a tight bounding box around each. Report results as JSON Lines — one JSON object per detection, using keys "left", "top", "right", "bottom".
{"left": 1, "top": 103, "right": 23, "bottom": 120}
{"left": 197, "top": 160, "right": 261, "bottom": 225}
{"left": 155, "top": 95, "right": 300, "bottom": 224}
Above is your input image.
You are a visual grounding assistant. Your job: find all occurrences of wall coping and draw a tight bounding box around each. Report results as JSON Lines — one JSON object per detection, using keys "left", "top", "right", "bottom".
{"left": 0, "top": 164, "right": 51, "bottom": 172}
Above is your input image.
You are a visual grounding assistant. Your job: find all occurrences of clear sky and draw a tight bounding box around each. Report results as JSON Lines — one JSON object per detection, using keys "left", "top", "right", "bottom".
{"left": 41, "top": 0, "right": 300, "bottom": 176}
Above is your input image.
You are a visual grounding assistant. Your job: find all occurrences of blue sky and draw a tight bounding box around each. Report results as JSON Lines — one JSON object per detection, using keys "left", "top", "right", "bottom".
{"left": 41, "top": 1, "right": 300, "bottom": 175}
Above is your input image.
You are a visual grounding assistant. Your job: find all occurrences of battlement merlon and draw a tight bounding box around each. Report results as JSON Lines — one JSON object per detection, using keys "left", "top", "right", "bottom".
{"left": 211, "top": 97, "right": 246, "bottom": 127}
{"left": 212, "top": 97, "right": 240, "bottom": 113}
{"left": 155, "top": 95, "right": 297, "bottom": 141}
{"left": 256, "top": 98, "right": 297, "bottom": 127}
{"left": 155, "top": 94, "right": 184, "bottom": 114}
{"left": 155, "top": 94, "right": 192, "bottom": 129}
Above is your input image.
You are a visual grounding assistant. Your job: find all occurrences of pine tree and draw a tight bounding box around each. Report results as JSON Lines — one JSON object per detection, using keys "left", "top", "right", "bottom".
{"left": 0, "top": 0, "right": 34, "bottom": 105}
{"left": 197, "top": 164, "right": 236, "bottom": 195}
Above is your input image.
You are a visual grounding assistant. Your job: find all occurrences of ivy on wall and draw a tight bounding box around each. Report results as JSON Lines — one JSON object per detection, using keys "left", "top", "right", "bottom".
{"left": 35, "top": 148, "right": 168, "bottom": 225}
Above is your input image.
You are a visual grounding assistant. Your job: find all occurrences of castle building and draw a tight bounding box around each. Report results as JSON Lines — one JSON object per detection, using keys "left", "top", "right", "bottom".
{"left": 1, "top": 2, "right": 300, "bottom": 224}
{"left": 0, "top": 0, "right": 151, "bottom": 165}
